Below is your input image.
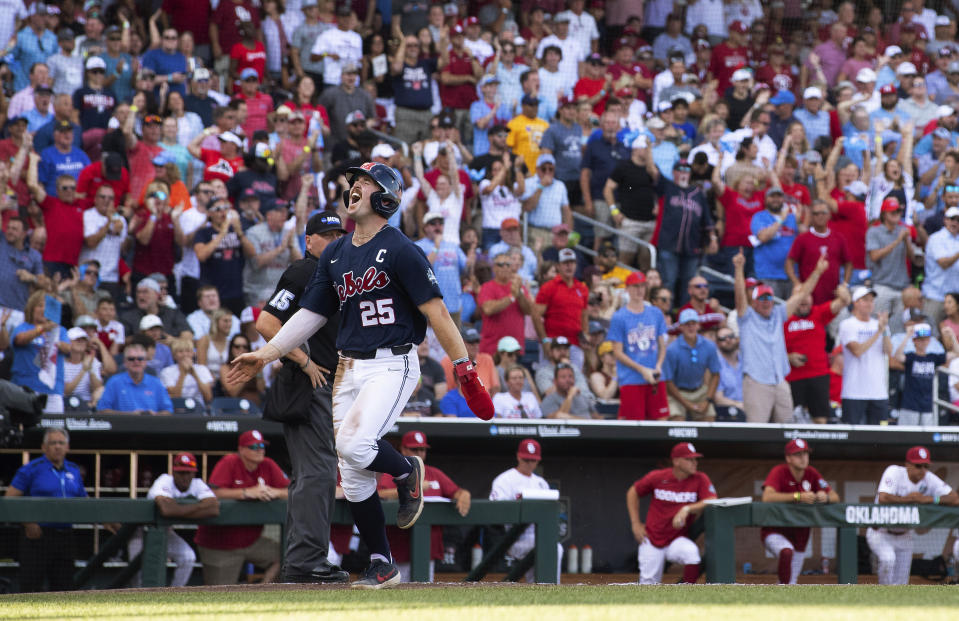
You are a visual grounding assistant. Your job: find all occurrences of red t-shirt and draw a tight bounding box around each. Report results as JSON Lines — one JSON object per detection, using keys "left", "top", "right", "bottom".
{"left": 760, "top": 463, "right": 831, "bottom": 550}
{"left": 535, "top": 275, "right": 588, "bottom": 346}
{"left": 238, "top": 91, "right": 274, "bottom": 137}
{"left": 719, "top": 187, "right": 764, "bottom": 248}
{"left": 709, "top": 42, "right": 749, "bottom": 94}
{"left": 127, "top": 141, "right": 163, "bottom": 205}
{"left": 283, "top": 102, "right": 331, "bottom": 138}
{"left": 787, "top": 230, "right": 850, "bottom": 305}
{"left": 40, "top": 196, "right": 89, "bottom": 264}
{"left": 574, "top": 77, "right": 607, "bottom": 115}
{"left": 131, "top": 209, "right": 176, "bottom": 276}
{"left": 212, "top": 0, "right": 260, "bottom": 55}
{"left": 828, "top": 199, "right": 867, "bottom": 269}
{"left": 784, "top": 301, "right": 835, "bottom": 382}
{"left": 633, "top": 468, "right": 717, "bottom": 548}
{"left": 754, "top": 63, "right": 799, "bottom": 97}
{"left": 230, "top": 41, "right": 267, "bottom": 83}
{"left": 439, "top": 49, "right": 478, "bottom": 110}
{"left": 675, "top": 301, "right": 726, "bottom": 333}
{"left": 194, "top": 453, "right": 289, "bottom": 550}
{"left": 77, "top": 161, "right": 130, "bottom": 203}
{"left": 477, "top": 279, "right": 528, "bottom": 356}
{"left": 377, "top": 465, "right": 459, "bottom": 562}
{"left": 781, "top": 181, "right": 811, "bottom": 210}
{"left": 200, "top": 148, "right": 242, "bottom": 183}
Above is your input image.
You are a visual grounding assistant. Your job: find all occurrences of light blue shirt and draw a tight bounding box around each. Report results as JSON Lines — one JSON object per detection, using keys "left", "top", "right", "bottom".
{"left": 494, "top": 62, "right": 527, "bottom": 111}
{"left": 922, "top": 226, "right": 959, "bottom": 301}
{"left": 97, "top": 372, "right": 174, "bottom": 413}
{"left": 718, "top": 354, "right": 743, "bottom": 402}
{"left": 663, "top": 335, "right": 721, "bottom": 390}
{"left": 750, "top": 210, "right": 797, "bottom": 281}
{"left": 739, "top": 305, "right": 791, "bottom": 385}
{"left": 652, "top": 141, "right": 680, "bottom": 181}
{"left": 608, "top": 304, "right": 667, "bottom": 386}
{"left": 11, "top": 27, "right": 58, "bottom": 91}
{"left": 794, "top": 109, "right": 831, "bottom": 148}
{"left": 537, "top": 67, "right": 575, "bottom": 121}
{"left": 414, "top": 238, "right": 467, "bottom": 312}
{"left": 521, "top": 176, "right": 569, "bottom": 229}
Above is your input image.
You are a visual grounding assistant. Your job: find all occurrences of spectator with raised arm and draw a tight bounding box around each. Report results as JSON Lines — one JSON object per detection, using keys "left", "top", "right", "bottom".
{"left": 838, "top": 287, "right": 893, "bottom": 425}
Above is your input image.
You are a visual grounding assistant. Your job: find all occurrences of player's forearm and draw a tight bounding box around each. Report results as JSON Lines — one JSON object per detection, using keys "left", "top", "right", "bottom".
{"left": 262, "top": 308, "right": 328, "bottom": 360}
{"left": 423, "top": 299, "right": 468, "bottom": 361}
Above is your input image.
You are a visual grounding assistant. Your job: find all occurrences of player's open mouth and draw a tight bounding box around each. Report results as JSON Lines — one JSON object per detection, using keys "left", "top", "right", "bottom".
{"left": 349, "top": 189, "right": 362, "bottom": 206}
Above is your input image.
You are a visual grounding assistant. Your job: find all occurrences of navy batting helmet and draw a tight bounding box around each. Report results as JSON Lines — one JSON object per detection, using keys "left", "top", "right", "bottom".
{"left": 343, "top": 162, "right": 403, "bottom": 219}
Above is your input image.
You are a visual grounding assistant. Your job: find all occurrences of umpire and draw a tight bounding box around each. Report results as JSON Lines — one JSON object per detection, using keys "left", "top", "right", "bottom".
{"left": 257, "top": 210, "right": 349, "bottom": 583}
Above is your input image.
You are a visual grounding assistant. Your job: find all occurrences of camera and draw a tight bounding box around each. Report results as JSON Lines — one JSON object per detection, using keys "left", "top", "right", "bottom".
{"left": 0, "top": 381, "right": 45, "bottom": 448}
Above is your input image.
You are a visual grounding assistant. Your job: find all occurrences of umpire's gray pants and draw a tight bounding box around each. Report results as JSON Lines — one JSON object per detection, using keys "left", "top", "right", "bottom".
{"left": 282, "top": 382, "right": 338, "bottom": 573}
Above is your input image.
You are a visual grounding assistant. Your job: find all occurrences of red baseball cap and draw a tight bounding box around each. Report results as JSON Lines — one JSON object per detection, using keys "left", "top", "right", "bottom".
{"left": 517, "top": 438, "right": 542, "bottom": 461}
{"left": 172, "top": 451, "right": 198, "bottom": 472}
{"left": 625, "top": 272, "right": 646, "bottom": 286}
{"left": 466, "top": 16, "right": 479, "bottom": 26}
{"left": 729, "top": 20, "right": 749, "bottom": 34}
{"left": 906, "top": 446, "right": 931, "bottom": 464}
{"left": 238, "top": 429, "right": 269, "bottom": 448}
{"left": 752, "top": 284, "right": 775, "bottom": 300}
{"left": 614, "top": 87, "right": 634, "bottom": 98}
{"left": 500, "top": 217, "right": 521, "bottom": 230}
{"left": 671, "top": 442, "right": 703, "bottom": 459}
{"left": 558, "top": 95, "right": 576, "bottom": 107}
{"left": 402, "top": 430, "right": 430, "bottom": 449}
{"left": 744, "top": 277, "right": 760, "bottom": 288}
{"left": 784, "top": 438, "right": 811, "bottom": 455}
{"left": 452, "top": 22, "right": 464, "bottom": 34}
{"left": 881, "top": 197, "right": 902, "bottom": 212}
{"left": 880, "top": 84, "right": 897, "bottom": 95}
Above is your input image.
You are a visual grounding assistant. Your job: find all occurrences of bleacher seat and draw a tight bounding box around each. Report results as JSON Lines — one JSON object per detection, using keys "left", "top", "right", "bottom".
{"left": 171, "top": 397, "right": 206, "bottom": 417}
{"left": 210, "top": 397, "right": 262, "bottom": 417}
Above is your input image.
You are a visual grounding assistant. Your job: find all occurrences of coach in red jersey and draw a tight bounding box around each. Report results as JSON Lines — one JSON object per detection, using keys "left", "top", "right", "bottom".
{"left": 626, "top": 442, "right": 717, "bottom": 584}
{"left": 784, "top": 283, "right": 851, "bottom": 423}
{"left": 760, "top": 439, "right": 838, "bottom": 584}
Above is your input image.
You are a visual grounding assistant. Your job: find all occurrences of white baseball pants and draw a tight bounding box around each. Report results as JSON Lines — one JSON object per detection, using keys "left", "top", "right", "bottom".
{"left": 866, "top": 528, "right": 914, "bottom": 585}
{"left": 332, "top": 350, "right": 420, "bottom": 501}
{"left": 763, "top": 533, "right": 806, "bottom": 584}
{"left": 128, "top": 527, "right": 196, "bottom": 587}
{"left": 638, "top": 536, "right": 700, "bottom": 584}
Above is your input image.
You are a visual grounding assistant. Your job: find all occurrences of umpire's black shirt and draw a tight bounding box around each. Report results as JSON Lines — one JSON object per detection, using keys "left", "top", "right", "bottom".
{"left": 263, "top": 251, "right": 341, "bottom": 379}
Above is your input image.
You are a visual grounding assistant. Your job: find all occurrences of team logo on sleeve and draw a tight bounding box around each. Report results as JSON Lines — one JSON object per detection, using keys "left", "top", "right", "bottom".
{"left": 427, "top": 268, "right": 439, "bottom": 287}
{"left": 336, "top": 267, "right": 390, "bottom": 304}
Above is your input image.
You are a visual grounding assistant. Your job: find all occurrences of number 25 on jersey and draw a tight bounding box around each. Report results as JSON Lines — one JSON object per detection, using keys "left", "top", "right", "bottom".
{"left": 359, "top": 299, "right": 395, "bottom": 326}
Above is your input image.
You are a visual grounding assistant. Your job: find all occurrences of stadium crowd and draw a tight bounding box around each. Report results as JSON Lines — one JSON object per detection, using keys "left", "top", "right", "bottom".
{"left": 1, "top": 0, "right": 959, "bottom": 425}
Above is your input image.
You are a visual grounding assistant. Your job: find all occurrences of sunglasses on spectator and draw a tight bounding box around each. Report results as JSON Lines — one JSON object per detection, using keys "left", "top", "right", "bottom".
{"left": 108, "top": 36, "right": 121, "bottom": 41}
{"left": 675, "top": 165, "right": 692, "bottom": 172}
{"left": 945, "top": 185, "right": 959, "bottom": 193}
{"left": 209, "top": 204, "right": 230, "bottom": 212}
{"left": 144, "top": 115, "right": 162, "bottom": 124}
{"left": 494, "top": 262, "right": 510, "bottom": 267}
{"left": 243, "top": 76, "right": 258, "bottom": 82}
{"left": 126, "top": 356, "right": 146, "bottom": 362}
{"left": 291, "top": 118, "right": 305, "bottom": 124}
{"left": 245, "top": 443, "right": 266, "bottom": 450}
{"left": 655, "top": 296, "right": 672, "bottom": 303}
{"left": 948, "top": 216, "right": 959, "bottom": 221}
{"left": 692, "top": 283, "right": 709, "bottom": 289}
{"left": 89, "top": 68, "right": 105, "bottom": 74}
{"left": 757, "top": 294, "right": 774, "bottom": 301}
{"left": 59, "top": 184, "right": 76, "bottom": 191}
{"left": 811, "top": 210, "right": 829, "bottom": 216}
{"left": 163, "top": 34, "right": 178, "bottom": 40}
{"left": 350, "top": 121, "right": 365, "bottom": 127}
{"left": 501, "top": 350, "right": 517, "bottom": 355}
{"left": 197, "top": 189, "right": 214, "bottom": 195}
{"left": 717, "top": 335, "right": 734, "bottom": 341}
{"left": 539, "top": 165, "right": 555, "bottom": 171}
{"left": 233, "top": 342, "right": 251, "bottom": 349}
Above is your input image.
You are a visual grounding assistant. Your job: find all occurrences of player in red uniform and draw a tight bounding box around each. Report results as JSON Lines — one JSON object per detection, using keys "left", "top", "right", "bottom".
{"left": 377, "top": 431, "right": 471, "bottom": 582}
{"left": 626, "top": 442, "right": 717, "bottom": 584}
{"left": 760, "top": 439, "right": 839, "bottom": 584}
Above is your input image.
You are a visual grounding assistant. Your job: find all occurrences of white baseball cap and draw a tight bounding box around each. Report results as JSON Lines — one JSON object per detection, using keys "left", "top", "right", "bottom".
{"left": 803, "top": 86, "right": 823, "bottom": 100}
{"left": 885, "top": 45, "right": 904, "bottom": 57}
{"left": 139, "top": 314, "right": 163, "bottom": 331}
{"left": 217, "top": 131, "right": 243, "bottom": 147}
{"left": 856, "top": 68, "right": 877, "bottom": 83}
{"left": 731, "top": 68, "right": 752, "bottom": 82}
{"left": 897, "top": 62, "right": 918, "bottom": 76}
{"left": 371, "top": 143, "right": 396, "bottom": 159}
{"left": 851, "top": 286, "right": 876, "bottom": 303}
{"left": 85, "top": 56, "right": 106, "bottom": 71}
{"left": 67, "top": 327, "right": 88, "bottom": 341}
{"left": 945, "top": 206, "right": 959, "bottom": 218}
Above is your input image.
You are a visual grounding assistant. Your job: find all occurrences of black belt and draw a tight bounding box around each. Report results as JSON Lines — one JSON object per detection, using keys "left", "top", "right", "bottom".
{"left": 341, "top": 344, "right": 413, "bottom": 360}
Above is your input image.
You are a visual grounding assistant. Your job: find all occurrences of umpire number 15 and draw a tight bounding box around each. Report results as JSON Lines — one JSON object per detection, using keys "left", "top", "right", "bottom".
{"left": 360, "top": 299, "right": 395, "bottom": 326}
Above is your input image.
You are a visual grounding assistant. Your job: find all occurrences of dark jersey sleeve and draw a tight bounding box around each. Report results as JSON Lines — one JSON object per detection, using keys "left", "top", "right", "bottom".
{"left": 299, "top": 240, "right": 342, "bottom": 317}
{"left": 393, "top": 240, "right": 444, "bottom": 307}
{"left": 263, "top": 258, "right": 315, "bottom": 323}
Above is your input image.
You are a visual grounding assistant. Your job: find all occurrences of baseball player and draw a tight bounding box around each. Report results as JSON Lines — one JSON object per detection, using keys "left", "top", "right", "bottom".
{"left": 760, "top": 439, "right": 838, "bottom": 584}
{"left": 867, "top": 446, "right": 959, "bottom": 585}
{"left": 626, "top": 442, "right": 717, "bottom": 584}
{"left": 377, "top": 430, "right": 471, "bottom": 582}
{"left": 127, "top": 452, "right": 219, "bottom": 587}
{"left": 256, "top": 210, "right": 349, "bottom": 583}
{"left": 489, "top": 438, "right": 563, "bottom": 583}
{"left": 228, "top": 162, "right": 494, "bottom": 589}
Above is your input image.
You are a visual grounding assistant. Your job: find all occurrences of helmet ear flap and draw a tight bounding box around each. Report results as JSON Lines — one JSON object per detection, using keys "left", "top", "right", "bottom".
{"left": 341, "top": 189, "right": 351, "bottom": 208}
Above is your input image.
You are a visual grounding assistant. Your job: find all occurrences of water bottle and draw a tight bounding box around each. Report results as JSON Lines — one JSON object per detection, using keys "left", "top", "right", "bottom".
{"left": 471, "top": 544, "right": 483, "bottom": 569}
{"left": 581, "top": 545, "right": 593, "bottom": 574}
{"left": 245, "top": 562, "right": 255, "bottom": 583}
{"left": 567, "top": 545, "right": 579, "bottom": 574}
{"left": 743, "top": 562, "right": 752, "bottom": 574}
{"left": 821, "top": 557, "right": 830, "bottom": 575}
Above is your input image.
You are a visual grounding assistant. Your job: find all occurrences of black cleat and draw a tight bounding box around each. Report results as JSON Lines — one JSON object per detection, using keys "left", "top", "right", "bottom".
{"left": 394, "top": 455, "right": 425, "bottom": 529}
{"left": 281, "top": 564, "right": 350, "bottom": 584}
{"left": 351, "top": 560, "right": 400, "bottom": 589}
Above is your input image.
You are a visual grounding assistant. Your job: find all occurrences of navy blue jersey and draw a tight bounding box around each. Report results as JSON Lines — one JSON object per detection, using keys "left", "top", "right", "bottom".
{"left": 300, "top": 226, "right": 443, "bottom": 351}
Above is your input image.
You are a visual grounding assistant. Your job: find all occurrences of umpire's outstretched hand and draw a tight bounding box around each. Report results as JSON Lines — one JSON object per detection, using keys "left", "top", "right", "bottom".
{"left": 227, "top": 352, "right": 268, "bottom": 385}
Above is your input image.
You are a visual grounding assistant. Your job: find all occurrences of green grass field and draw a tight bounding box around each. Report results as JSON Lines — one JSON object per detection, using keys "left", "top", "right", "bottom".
{"left": 4, "top": 585, "right": 959, "bottom": 621}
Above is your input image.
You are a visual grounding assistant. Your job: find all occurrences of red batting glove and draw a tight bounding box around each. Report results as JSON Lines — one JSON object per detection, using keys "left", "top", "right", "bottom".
{"left": 454, "top": 360, "right": 494, "bottom": 421}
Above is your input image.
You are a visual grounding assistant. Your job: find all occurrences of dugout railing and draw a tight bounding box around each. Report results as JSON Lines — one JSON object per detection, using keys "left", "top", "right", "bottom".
{"left": 703, "top": 502, "right": 959, "bottom": 584}
{"left": 0, "top": 497, "right": 560, "bottom": 587}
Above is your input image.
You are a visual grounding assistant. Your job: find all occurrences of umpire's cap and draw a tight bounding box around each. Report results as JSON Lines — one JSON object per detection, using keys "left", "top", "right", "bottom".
{"left": 306, "top": 211, "right": 346, "bottom": 235}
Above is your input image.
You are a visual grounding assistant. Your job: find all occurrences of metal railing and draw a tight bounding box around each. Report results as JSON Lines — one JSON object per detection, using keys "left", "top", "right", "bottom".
{"left": 528, "top": 212, "right": 656, "bottom": 268}
{"left": 933, "top": 365, "right": 959, "bottom": 421}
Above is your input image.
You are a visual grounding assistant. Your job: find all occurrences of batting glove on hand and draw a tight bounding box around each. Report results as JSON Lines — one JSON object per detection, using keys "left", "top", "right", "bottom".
{"left": 455, "top": 360, "right": 494, "bottom": 421}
